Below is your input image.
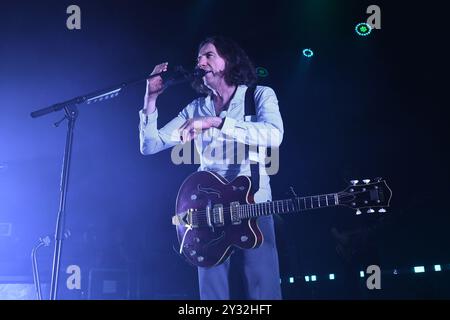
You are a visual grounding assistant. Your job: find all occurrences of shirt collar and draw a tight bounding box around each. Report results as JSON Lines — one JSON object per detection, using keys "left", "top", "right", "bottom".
{"left": 204, "top": 85, "right": 247, "bottom": 113}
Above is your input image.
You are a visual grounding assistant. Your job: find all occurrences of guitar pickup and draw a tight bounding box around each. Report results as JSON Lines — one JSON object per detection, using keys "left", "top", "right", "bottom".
{"left": 212, "top": 204, "right": 224, "bottom": 227}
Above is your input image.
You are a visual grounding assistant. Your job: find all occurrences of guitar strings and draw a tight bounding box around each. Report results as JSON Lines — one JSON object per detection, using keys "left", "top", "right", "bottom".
{"left": 177, "top": 190, "right": 376, "bottom": 225}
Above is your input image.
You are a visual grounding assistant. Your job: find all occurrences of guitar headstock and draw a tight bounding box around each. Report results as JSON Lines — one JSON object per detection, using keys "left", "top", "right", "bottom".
{"left": 338, "top": 178, "right": 392, "bottom": 215}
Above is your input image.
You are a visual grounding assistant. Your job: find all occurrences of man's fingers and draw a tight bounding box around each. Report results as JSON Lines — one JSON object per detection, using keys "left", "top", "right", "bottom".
{"left": 150, "top": 62, "right": 169, "bottom": 76}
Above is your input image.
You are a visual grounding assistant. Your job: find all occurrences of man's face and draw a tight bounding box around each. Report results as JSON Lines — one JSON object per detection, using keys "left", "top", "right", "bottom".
{"left": 197, "top": 43, "right": 226, "bottom": 87}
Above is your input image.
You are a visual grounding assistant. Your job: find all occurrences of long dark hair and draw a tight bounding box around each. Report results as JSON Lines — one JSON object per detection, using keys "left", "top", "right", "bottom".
{"left": 191, "top": 36, "right": 257, "bottom": 94}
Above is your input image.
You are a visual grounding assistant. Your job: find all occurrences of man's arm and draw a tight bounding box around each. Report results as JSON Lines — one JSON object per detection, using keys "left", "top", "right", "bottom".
{"left": 139, "top": 62, "right": 187, "bottom": 155}
{"left": 220, "top": 86, "right": 284, "bottom": 148}
{"left": 139, "top": 108, "right": 186, "bottom": 155}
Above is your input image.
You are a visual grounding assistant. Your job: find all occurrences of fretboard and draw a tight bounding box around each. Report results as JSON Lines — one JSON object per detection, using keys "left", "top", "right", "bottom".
{"left": 237, "top": 194, "right": 339, "bottom": 219}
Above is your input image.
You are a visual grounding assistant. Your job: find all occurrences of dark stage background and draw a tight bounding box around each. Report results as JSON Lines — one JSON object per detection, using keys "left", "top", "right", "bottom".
{"left": 1, "top": 0, "right": 449, "bottom": 299}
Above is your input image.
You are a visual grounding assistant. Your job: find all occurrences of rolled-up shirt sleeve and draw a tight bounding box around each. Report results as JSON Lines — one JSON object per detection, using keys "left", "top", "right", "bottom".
{"left": 139, "top": 107, "right": 188, "bottom": 155}
{"left": 220, "top": 86, "right": 284, "bottom": 148}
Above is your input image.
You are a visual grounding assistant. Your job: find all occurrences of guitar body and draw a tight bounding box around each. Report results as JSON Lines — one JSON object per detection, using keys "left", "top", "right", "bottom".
{"left": 175, "top": 171, "right": 263, "bottom": 268}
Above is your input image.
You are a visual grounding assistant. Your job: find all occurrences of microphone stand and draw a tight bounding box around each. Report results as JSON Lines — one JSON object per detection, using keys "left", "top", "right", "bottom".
{"left": 30, "top": 70, "right": 181, "bottom": 300}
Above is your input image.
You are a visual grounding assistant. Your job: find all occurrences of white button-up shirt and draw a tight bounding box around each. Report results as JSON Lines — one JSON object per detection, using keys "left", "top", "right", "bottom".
{"left": 139, "top": 85, "right": 284, "bottom": 202}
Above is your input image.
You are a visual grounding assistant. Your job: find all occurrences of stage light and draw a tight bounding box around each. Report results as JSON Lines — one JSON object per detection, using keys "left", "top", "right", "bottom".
{"left": 360, "top": 271, "right": 364, "bottom": 278}
{"left": 289, "top": 277, "right": 294, "bottom": 283}
{"left": 329, "top": 274, "right": 335, "bottom": 280}
{"left": 414, "top": 266, "right": 425, "bottom": 273}
{"left": 256, "top": 67, "right": 269, "bottom": 78}
{"left": 434, "top": 265, "right": 442, "bottom": 272}
{"left": 311, "top": 275, "right": 317, "bottom": 282}
{"left": 304, "top": 276, "right": 310, "bottom": 282}
{"left": 355, "top": 22, "right": 372, "bottom": 36}
{"left": 302, "top": 48, "right": 314, "bottom": 58}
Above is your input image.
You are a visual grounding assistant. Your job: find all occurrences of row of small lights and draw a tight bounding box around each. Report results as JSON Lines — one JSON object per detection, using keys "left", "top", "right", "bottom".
{"left": 283, "top": 264, "right": 447, "bottom": 283}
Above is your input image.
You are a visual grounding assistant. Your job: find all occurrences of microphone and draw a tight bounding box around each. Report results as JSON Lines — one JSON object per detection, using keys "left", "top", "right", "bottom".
{"left": 191, "top": 68, "right": 210, "bottom": 78}
{"left": 162, "top": 67, "right": 210, "bottom": 90}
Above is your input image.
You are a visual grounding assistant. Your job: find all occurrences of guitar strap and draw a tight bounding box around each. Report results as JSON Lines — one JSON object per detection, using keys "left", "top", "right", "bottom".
{"left": 244, "top": 85, "right": 269, "bottom": 195}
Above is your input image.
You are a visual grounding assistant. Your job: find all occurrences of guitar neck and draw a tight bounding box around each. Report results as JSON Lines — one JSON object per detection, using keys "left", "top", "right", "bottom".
{"left": 238, "top": 194, "right": 339, "bottom": 219}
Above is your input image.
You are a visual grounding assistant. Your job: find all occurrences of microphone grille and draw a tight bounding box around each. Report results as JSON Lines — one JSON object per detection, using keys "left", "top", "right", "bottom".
{"left": 193, "top": 68, "right": 207, "bottom": 78}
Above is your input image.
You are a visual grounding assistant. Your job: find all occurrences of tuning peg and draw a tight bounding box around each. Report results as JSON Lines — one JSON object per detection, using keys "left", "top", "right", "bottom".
{"left": 355, "top": 209, "right": 362, "bottom": 215}
{"left": 363, "top": 179, "right": 371, "bottom": 184}
{"left": 350, "top": 180, "right": 359, "bottom": 186}
{"left": 378, "top": 208, "right": 386, "bottom": 213}
{"left": 367, "top": 208, "right": 375, "bottom": 213}
{"left": 375, "top": 177, "right": 382, "bottom": 182}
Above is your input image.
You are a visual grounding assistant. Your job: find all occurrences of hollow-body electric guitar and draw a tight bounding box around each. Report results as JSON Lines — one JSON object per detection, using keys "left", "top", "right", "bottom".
{"left": 172, "top": 171, "right": 392, "bottom": 267}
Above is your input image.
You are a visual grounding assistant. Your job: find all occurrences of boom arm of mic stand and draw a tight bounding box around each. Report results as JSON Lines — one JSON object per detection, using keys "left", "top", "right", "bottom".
{"left": 30, "top": 72, "right": 165, "bottom": 119}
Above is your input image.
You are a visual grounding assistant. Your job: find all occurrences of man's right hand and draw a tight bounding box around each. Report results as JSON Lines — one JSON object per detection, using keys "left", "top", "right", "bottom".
{"left": 144, "top": 62, "right": 168, "bottom": 113}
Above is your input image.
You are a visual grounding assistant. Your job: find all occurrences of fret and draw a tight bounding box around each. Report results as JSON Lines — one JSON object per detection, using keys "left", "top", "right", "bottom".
{"left": 325, "top": 194, "right": 329, "bottom": 206}
{"left": 318, "top": 195, "right": 324, "bottom": 207}
{"left": 317, "top": 195, "right": 321, "bottom": 207}
{"left": 328, "top": 194, "right": 336, "bottom": 206}
{"left": 333, "top": 193, "right": 338, "bottom": 205}
{"left": 299, "top": 198, "right": 303, "bottom": 210}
